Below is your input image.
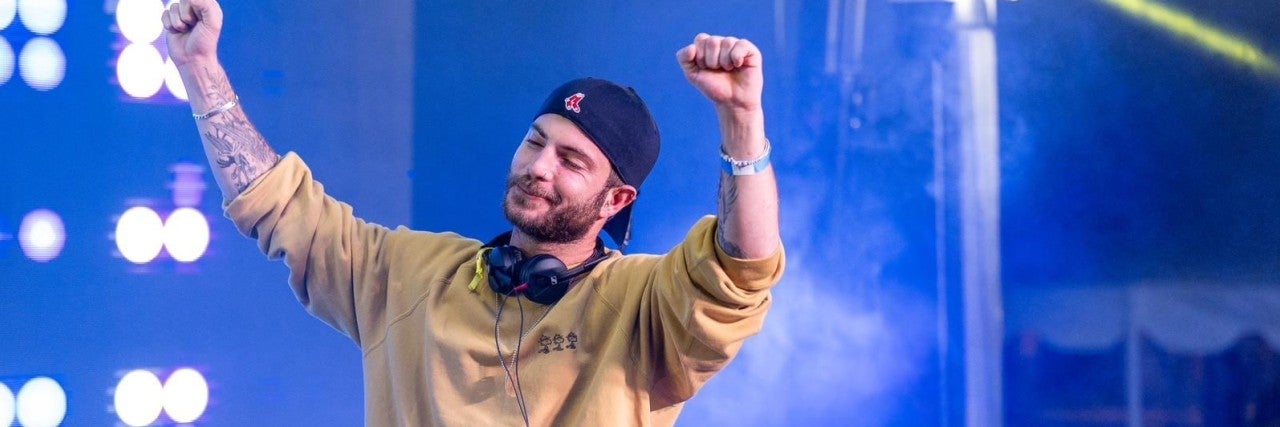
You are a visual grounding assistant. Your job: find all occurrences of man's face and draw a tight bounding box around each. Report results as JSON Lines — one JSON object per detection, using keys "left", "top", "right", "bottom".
{"left": 503, "top": 114, "right": 620, "bottom": 244}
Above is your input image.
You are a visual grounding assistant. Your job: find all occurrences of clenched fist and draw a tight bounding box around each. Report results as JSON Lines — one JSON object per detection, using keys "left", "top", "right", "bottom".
{"left": 160, "top": 0, "right": 224, "bottom": 67}
{"left": 676, "top": 33, "right": 764, "bottom": 112}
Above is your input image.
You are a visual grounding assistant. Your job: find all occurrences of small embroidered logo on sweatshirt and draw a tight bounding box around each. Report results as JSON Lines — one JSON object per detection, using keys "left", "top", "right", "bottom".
{"left": 538, "top": 332, "right": 579, "bottom": 354}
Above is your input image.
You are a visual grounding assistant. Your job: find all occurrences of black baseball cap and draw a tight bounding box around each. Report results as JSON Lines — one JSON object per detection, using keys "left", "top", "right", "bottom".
{"left": 534, "top": 77, "right": 661, "bottom": 251}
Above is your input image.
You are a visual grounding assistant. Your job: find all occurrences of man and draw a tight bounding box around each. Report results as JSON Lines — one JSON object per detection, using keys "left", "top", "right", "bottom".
{"left": 162, "top": 0, "right": 783, "bottom": 425}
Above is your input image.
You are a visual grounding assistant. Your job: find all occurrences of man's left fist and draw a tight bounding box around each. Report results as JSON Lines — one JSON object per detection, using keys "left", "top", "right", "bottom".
{"left": 676, "top": 33, "right": 764, "bottom": 112}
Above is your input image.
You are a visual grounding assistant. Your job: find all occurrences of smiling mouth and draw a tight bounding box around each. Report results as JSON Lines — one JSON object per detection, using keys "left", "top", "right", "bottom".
{"left": 513, "top": 183, "right": 556, "bottom": 204}
{"left": 506, "top": 173, "right": 561, "bottom": 205}
{"left": 519, "top": 187, "right": 545, "bottom": 201}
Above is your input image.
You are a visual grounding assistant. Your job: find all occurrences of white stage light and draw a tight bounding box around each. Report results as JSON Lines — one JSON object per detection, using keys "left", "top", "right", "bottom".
{"left": 15, "top": 377, "right": 66, "bottom": 427}
{"left": 0, "top": 0, "right": 15, "bottom": 30}
{"left": 16, "top": 0, "right": 65, "bottom": 35}
{"left": 0, "top": 37, "right": 13, "bottom": 86}
{"left": 162, "top": 368, "right": 209, "bottom": 423}
{"left": 18, "top": 208, "right": 65, "bottom": 262}
{"left": 115, "top": 0, "right": 163, "bottom": 44}
{"left": 163, "top": 207, "right": 209, "bottom": 263}
{"left": 163, "top": 57, "right": 187, "bottom": 100}
{"left": 18, "top": 37, "right": 63, "bottom": 91}
{"left": 114, "top": 370, "right": 163, "bottom": 427}
{"left": 116, "top": 206, "right": 164, "bottom": 264}
{"left": 0, "top": 382, "right": 14, "bottom": 427}
{"left": 117, "top": 43, "right": 164, "bottom": 98}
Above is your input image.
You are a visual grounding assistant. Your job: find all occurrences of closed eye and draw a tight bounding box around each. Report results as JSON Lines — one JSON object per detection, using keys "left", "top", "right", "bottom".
{"left": 556, "top": 146, "right": 594, "bottom": 172}
{"left": 563, "top": 157, "right": 585, "bottom": 170}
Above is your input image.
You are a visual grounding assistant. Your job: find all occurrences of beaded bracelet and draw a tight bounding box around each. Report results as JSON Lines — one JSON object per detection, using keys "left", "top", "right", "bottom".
{"left": 720, "top": 139, "right": 772, "bottom": 176}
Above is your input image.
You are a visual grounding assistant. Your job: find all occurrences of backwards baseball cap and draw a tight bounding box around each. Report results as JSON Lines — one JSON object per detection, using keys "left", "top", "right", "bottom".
{"left": 534, "top": 77, "right": 661, "bottom": 251}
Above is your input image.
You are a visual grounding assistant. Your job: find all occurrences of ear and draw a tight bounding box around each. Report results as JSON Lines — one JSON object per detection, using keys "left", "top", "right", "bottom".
{"left": 599, "top": 184, "right": 637, "bottom": 220}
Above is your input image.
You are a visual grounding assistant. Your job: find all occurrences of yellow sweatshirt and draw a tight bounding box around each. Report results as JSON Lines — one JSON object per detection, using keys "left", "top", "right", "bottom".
{"left": 225, "top": 153, "right": 785, "bottom": 426}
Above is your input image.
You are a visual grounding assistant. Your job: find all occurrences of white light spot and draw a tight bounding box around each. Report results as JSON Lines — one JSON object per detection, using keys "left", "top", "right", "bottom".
{"left": 115, "top": 206, "right": 164, "bottom": 264}
{"left": 162, "top": 368, "right": 208, "bottom": 423}
{"left": 15, "top": 377, "right": 66, "bottom": 427}
{"left": 162, "top": 207, "right": 209, "bottom": 263}
{"left": 18, "top": 37, "right": 64, "bottom": 91}
{"left": 117, "top": 43, "right": 164, "bottom": 98}
{"left": 114, "top": 370, "right": 163, "bottom": 427}
{"left": 0, "top": 0, "right": 15, "bottom": 30}
{"left": 115, "top": 0, "right": 163, "bottom": 44}
{"left": 0, "top": 37, "right": 13, "bottom": 85}
{"left": 163, "top": 56, "right": 187, "bottom": 100}
{"left": 16, "top": 0, "right": 65, "bottom": 36}
{"left": 0, "top": 382, "right": 14, "bottom": 427}
{"left": 18, "top": 208, "right": 65, "bottom": 262}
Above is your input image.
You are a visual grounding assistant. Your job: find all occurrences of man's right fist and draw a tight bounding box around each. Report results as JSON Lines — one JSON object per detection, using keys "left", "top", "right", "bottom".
{"left": 161, "top": 0, "right": 223, "bottom": 67}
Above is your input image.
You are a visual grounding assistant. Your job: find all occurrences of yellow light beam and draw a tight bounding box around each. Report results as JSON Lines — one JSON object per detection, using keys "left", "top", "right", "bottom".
{"left": 1098, "top": 0, "right": 1280, "bottom": 77}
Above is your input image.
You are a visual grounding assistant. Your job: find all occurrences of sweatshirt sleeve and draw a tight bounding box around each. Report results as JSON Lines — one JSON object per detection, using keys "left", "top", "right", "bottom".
{"left": 638, "top": 215, "right": 785, "bottom": 405}
{"left": 223, "top": 152, "right": 393, "bottom": 347}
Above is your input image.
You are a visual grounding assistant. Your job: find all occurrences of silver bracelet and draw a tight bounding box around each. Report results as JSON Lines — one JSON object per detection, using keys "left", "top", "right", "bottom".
{"left": 720, "top": 139, "right": 772, "bottom": 176}
{"left": 193, "top": 96, "right": 239, "bottom": 120}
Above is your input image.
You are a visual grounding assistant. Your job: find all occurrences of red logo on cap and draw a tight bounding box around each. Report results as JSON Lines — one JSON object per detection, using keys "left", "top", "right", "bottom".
{"left": 565, "top": 92, "right": 585, "bottom": 113}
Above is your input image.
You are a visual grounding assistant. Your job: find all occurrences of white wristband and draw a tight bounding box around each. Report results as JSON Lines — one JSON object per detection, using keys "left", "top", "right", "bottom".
{"left": 720, "top": 139, "right": 772, "bottom": 176}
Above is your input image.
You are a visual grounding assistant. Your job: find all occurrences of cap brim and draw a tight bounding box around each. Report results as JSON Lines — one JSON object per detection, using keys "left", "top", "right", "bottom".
{"left": 603, "top": 203, "right": 634, "bottom": 252}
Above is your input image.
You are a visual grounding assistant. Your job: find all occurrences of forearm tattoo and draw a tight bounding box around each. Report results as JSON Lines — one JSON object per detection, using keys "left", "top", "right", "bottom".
{"left": 198, "top": 67, "right": 280, "bottom": 193}
{"left": 716, "top": 173, "right": 746, "bottom": 258}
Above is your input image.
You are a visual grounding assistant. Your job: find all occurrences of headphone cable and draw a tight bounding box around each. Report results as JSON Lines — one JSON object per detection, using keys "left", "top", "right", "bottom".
{"left": 495, "top": 294, "right": 531, "bottom": 427}
{"left": 514, "top": 297, "right": 529, "bottom": 426}
{"left": 495, "top": 285, "right": 563, "bottom": 427}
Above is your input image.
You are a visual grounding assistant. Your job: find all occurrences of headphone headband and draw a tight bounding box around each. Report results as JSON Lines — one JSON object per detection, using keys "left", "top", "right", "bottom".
{"left": 484, "top": 232, "right": 609, "bottom": 304}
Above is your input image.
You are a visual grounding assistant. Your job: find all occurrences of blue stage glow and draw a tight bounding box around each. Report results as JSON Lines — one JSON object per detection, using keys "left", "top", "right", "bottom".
{"left": 15, "top": 377, "right": 66, "bottom": 427}
{"left": 18, "top": 208, "right": 65, "bottom": 262}
{"left": 17, "top": 36, "right": 62, "bottom": 91}
{"left": 16, "top": 0, "right": 64, "bottom": 36}
{"left": 116, "top": 43, "right": 165, "bottom": 98}
{"left": 168, "top": 163, "right": 207, "bottom": 207}
{"left": 114, "top": 370, "right": 164, "bottom": 427}
{"left": 162, "top": 368, "right": 209, "bottom": 423}
{"left": 115, "top": 206, "right": 164, "bottom": 264}
{"left": 163, "top": 207, "right": 209, "bottom": 263}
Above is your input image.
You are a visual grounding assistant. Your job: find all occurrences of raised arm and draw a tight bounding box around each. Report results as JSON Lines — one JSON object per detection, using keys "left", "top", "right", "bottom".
{"left": 677, "top": 34, "right": 780, "bottom": 259}
{"left": 162, "top": 0, "right": 279, "bottom": 203}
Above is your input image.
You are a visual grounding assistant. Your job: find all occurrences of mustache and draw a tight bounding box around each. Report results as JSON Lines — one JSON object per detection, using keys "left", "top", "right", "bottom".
{"left": 506, "top": 174, "right": 562, "bottom": 204}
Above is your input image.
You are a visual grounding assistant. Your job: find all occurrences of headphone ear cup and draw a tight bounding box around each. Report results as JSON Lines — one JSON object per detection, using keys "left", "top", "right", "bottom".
{"left": 520, "top": 254, "right": 570, "bottom": 305}
{"left": 487, "top": 246, "right": 523, "bottom": 295}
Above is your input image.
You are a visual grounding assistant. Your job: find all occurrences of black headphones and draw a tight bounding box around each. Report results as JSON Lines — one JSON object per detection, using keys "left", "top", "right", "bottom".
{"left": 484, "top": 232, "right": 609, "bottom": 305}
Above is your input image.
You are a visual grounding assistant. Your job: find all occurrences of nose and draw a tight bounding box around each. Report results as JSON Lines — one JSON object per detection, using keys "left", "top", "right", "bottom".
{"left": 527, "top": 145, "right": 556, "bottom": 181}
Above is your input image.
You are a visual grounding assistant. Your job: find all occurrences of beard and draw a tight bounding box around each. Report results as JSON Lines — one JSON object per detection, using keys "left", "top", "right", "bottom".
{"left": 503, "top": 175, "right": 610, "bottom": 244}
